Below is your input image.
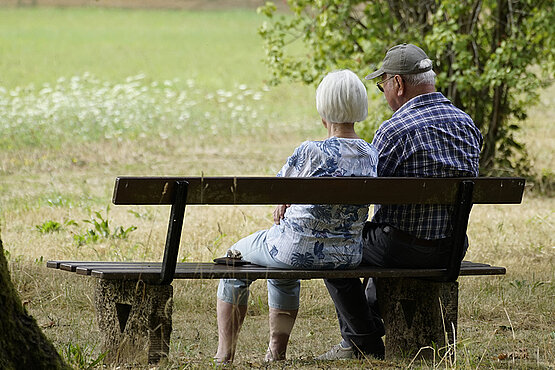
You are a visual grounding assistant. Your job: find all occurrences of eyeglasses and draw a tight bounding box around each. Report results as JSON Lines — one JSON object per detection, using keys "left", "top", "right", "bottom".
{"left": 376, "top": 75, "right": 396, "bottom": 92}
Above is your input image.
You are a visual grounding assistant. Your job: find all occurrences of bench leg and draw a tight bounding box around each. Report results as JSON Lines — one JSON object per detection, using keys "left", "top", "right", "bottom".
{"left": 94, "top": 279, "right": 173, "bottom": 365}
{"left": 376, "top": 278, "right": 458, "bottom": 361}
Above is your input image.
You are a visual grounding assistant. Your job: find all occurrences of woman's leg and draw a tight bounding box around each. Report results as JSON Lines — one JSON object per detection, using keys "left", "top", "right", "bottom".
{"left": 266, "top": 307, "right": 298, "bottom": 361}
{"left": 217, "top": 229, "right": 302, "bottom": 362}
{"left": 265, "top": 278, "right": 301, "bottom": 361}
{"left": 214, "top": 230, "right": 268, "bottom": 363}
{"left": 215, "top": 298, "right": 248, "bottom": 363}
{"left": 216, "top": 277, "right": 252, "bottom": 363}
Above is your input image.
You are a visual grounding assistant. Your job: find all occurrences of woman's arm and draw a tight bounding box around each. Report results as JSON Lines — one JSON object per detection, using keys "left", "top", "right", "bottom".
{"left": 273, "top": 141, "right": 312, "bottom": 224}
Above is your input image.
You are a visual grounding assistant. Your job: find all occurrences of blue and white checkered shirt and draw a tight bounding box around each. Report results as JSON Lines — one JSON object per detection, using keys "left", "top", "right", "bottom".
{"left": 371, "top": 92, "right": 482, "bottom": 239}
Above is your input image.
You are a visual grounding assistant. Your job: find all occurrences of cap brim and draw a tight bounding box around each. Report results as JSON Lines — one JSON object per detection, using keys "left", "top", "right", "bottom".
{"left": 365, "top": 69, "right": 385, "bottom": 80}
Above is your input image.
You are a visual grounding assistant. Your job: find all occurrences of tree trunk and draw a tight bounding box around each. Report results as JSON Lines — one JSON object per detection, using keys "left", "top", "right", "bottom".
{"left": 481, "top": 0, "right": 510, "bottom": 169}
{"left": 0, "top": 237, "right": 68, "bottom": 370}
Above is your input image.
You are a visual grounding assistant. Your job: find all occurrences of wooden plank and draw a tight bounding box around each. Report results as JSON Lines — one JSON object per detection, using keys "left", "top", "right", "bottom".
{"left": 112, "top": 177, "right": 525, "bottom": 206}
{"left": 55, "top": 261, "right": 160, "bottom": 272}
{"left": 74, "top": 263, "right": 162, "bottom": 275}
{"left": 90, "top": 267, "right": 506, "bottom": 281}
{"left": 47, "top": 260, "right": 105, "bottom": 269}
{"left": 455, "top": 265, "right": 506, "bottom": 276}
{"left": 47, "top": 260, "right": 62, "bottom": 269}
{"left": 69, "top": 261, "right": 505, "bottom": 281}
{"left": 47, "top": 260, "right": 506, "bottom": 282}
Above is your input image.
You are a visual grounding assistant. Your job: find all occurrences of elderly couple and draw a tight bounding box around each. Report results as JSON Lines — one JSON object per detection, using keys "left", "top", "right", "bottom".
{"left": 214, "top": 43, "right": 482, "bottom": 364}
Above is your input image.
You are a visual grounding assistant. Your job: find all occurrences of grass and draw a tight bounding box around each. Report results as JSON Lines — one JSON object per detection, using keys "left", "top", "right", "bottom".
{"left": 0, "top": 5, "right": 554, "bottom": 369}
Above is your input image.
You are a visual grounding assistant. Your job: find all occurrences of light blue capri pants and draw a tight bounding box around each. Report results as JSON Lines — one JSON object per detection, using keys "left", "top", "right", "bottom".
{"left": 217, "top": 230, "right": 301, "bottom": 310}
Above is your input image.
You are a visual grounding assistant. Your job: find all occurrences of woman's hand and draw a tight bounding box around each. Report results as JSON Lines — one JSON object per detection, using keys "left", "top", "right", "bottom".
{"left": 273, "top": 204, "right": 290, "bottom": 225}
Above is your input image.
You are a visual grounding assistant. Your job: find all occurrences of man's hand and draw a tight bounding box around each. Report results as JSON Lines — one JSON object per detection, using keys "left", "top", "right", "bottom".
{"left": 273, "top": 204, "right": 290, "bottom": 225}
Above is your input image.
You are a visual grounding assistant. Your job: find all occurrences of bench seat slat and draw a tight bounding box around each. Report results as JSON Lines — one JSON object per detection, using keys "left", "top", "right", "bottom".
{"left": 59, "top": 261, "right": 159, "bottom": 272}
{"left": 47, "top": 260, "right": 505, "bottom": 282}
{"left": 74, "top": 262, "right": 162, "bottom": 275}
{"left": 47, "top": 260, "right": 102, "bottom": 269}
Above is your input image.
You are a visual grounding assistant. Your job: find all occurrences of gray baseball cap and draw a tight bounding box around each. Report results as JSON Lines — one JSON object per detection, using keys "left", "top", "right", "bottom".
{"left": 365, "top": 43, "right": 432, "bottom": 80}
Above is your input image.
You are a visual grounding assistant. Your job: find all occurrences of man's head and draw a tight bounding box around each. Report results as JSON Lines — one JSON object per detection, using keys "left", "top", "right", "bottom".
{"left": 366, "top": 43, "right": 436, "bottom": 111}
{"left": 316, "top": 69, "right": 368, "bottom": 124}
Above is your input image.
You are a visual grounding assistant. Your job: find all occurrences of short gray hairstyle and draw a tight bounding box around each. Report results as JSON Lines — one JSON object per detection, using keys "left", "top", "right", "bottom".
{"left": 316, "top": 69, "right": 368, "bottom": 123}
{"left": 398, "top": 59, "right": 436, "bottom": 85}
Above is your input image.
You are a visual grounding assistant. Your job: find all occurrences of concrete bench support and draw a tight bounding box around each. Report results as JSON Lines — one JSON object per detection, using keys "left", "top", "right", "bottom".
{"left": 94, "top": 280, "right": 173, "bottom": 364}
{"left": 377, "top": 278, "right": 458, "bottom": 360}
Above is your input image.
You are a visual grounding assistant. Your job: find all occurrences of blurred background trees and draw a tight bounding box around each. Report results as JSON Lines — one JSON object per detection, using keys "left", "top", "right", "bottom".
{"left": 258, "top": 0, "right": 554, "bottom": 176}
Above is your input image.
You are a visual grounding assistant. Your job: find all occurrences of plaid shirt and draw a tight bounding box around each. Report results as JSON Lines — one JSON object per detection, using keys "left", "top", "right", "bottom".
{"left": 371, "top": 92, "right": 482, "bottom": 239}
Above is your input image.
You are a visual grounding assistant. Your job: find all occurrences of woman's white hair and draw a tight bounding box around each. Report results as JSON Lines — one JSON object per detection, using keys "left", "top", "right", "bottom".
{"left": 316, "top": 69, "right": 368, "bottom": 124}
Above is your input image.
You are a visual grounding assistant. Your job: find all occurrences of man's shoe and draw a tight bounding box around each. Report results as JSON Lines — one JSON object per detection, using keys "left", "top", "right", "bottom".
{"left": 315, "top": 344, "right": 355, "bottom": 360}
{"left": 367, "top": 336, "right": 385, "bottom": 360}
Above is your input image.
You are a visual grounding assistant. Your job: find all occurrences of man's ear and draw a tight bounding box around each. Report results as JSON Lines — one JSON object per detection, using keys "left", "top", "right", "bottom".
{"left": 395, "top": 75, "right": 405, "bottom": 96}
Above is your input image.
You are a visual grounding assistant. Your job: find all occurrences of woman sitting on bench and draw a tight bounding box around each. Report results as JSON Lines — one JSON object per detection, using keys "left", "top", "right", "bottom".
{"left": 214, "top": 69, "right": 378, "bottom": 364}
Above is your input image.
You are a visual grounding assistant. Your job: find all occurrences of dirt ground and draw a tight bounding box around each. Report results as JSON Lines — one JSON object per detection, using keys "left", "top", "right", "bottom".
{"left": 0, "top": 0, "right": 288, "bottom": 10}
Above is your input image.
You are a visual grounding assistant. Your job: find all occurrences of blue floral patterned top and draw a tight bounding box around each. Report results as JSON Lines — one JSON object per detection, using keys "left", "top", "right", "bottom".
{"left": 265, "top": 137, "right": 378, "bottom": 269}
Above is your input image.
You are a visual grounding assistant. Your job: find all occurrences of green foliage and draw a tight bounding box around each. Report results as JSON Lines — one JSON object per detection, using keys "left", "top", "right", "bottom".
{"left": 36, "top": 220, "right": 62, "bottom": 233}
{"left": 355, "top": 107, "right": 391, "bottom": 143}
{"left": 509, "top": 279, "right": 546, "bottom": 291}
{"left": 62, "top": 342, "right": 106, "bottom": 370}
{"left": 36, "top": 219, "right": 78, "bottom": 234}
{"left": 258, "top": 0, "right": 555, "bottom": 173}
{"left": 74, "top": 208, "right": 137, "bottom": 246}
{"left": 47, "top": 195, "right": 72, "bottom": 208}
{"left": 205, "top": 223, "right": 227, "bottom": 259}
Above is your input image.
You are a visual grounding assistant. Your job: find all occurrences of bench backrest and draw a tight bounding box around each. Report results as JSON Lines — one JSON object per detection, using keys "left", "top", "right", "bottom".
{"left": 112, "top": 177, "right": 525, "bottom": 284}
{"left": 113, "top": 177, "right": 525, "bottom": 205}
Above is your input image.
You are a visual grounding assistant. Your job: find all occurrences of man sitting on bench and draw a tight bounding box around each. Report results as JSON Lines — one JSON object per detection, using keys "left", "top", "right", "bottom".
{"left": 317, "top": 44, "right": 483, "bottom": 360}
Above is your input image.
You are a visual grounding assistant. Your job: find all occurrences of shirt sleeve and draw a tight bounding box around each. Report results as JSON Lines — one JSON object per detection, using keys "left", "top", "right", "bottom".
{"left": 277, "top": 141, "right": 310, "bottom": 178}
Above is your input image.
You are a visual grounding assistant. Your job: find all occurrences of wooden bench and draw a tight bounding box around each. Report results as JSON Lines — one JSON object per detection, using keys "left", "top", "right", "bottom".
{"left": 47, "top": 176, "right": 525, "bottom": 364}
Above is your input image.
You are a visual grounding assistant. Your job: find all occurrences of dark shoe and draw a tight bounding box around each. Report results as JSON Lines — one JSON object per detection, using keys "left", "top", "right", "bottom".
{"left": 358, "top": 337, "right": 385, "bottom": 360}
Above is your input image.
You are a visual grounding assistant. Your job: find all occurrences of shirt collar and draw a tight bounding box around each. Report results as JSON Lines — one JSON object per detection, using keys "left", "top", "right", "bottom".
{"left": 392, "top": 92, "right": 449, "bottom": 118}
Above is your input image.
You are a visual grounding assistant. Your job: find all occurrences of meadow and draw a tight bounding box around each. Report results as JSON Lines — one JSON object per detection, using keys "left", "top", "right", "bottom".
{"left": 0, "top": 6, "right": 553, "bottom": 369}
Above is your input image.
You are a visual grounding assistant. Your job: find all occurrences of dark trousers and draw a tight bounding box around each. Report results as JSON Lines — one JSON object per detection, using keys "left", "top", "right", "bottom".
{"left": 324, "top": 222, "right": 467, "bottom": 355}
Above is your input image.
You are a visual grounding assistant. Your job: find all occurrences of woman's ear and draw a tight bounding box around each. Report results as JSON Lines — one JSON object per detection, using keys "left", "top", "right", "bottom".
{"left": 321, "top": 118, "right": 328, "bottom": 129}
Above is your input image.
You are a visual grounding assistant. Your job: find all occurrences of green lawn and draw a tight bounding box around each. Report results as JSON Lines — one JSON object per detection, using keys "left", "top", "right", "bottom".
{"left": 0, "top": 7, "right": 271, "bottom": 89}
